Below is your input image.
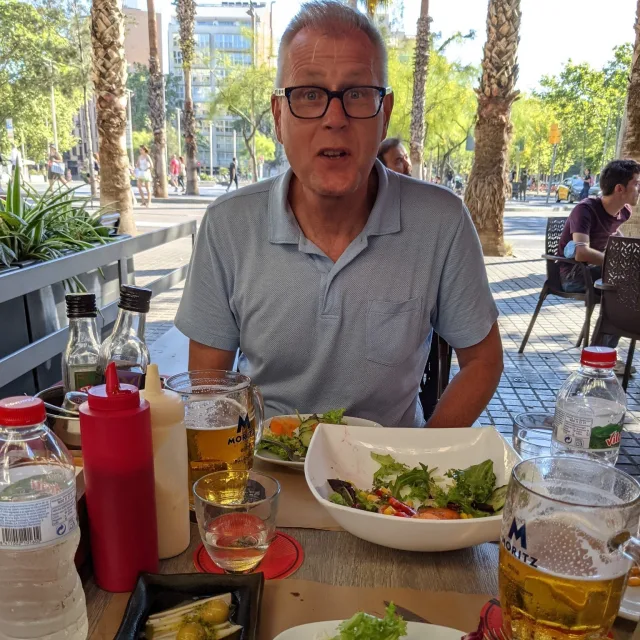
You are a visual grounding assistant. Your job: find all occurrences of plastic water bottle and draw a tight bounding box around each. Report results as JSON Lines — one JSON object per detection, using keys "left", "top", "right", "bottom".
{"left": 552, "top": 346, "right": 626, "bottom": 465}
{"left": 0, "top": 396, "right": 88, "bottom": 639}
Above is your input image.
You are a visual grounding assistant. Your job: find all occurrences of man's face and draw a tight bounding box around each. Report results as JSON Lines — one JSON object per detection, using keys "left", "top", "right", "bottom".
{"left": 622, "top": 174, "right": 640, "bottom": 206}
{"left": 383, "top": 143, "right": 411, "bottom": 176}
{"left": 273, "top": 27, "right": 393, "bottom": 198}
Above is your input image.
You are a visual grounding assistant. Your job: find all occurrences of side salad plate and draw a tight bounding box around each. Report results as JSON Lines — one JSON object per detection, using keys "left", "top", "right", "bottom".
{"left": 256, "top": 412, "right": 382, "bottom": 470}
{"left": 273, "top": 621, "right": 464, "bottom": 640}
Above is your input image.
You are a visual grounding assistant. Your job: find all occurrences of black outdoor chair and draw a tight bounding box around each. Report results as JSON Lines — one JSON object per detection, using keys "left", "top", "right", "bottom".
{"left": 420, "top": 332, "right": 453, "bottom": 420}
{"left": 519, "top": 217, "right": 598, "bottom": 353}
{"left": 591, "top": 236, "right": 640, "bottom": 391}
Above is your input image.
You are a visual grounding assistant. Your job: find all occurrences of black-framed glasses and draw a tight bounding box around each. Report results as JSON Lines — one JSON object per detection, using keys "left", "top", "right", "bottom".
{"left": 273, "top": 85, "right": 392, "bottom": 119}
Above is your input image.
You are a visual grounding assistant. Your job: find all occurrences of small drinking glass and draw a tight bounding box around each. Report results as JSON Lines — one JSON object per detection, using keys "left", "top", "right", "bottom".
{"left": 194, "top": 470, "right": 280, "bottom": 574}
{"left": 512, "top": 411, "right": 554, "bottom": 459}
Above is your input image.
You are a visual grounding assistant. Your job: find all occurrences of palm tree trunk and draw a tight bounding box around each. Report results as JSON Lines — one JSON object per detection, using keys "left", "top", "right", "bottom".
{"left": 409, "top": 0, "right": 430, "bottom": 179}
{"left": 176, "top": 0, "right": 199, "bottom": 196}
{"left": 621, "top": 0, "right": 640, "bottom": 238}
{"left": 91, "top": 0, "right": 136, "bottom": 235}
{"left": 147, "top": 0, "right": 167, "bottom": 198}
{"left": 464, "top": 0, "right": 521, "bottom": 256}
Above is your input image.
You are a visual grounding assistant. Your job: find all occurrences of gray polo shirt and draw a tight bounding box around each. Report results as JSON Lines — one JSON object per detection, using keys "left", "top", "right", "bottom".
{"left": 175, "top": 161, "right": 498, "bottom": 427}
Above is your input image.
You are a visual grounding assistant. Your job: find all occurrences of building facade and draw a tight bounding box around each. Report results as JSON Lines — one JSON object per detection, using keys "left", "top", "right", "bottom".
{"left": 123, "top": 2, "right": 164, "bottom": 72}
{"left": 168, "top": 1, "right": 268, "bottom": 170}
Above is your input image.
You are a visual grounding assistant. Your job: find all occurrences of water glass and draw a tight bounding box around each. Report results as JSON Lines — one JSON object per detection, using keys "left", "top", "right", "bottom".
{"left": 512, "top": 411, "right": 554, "bottom": 459}
{"left": 194, "top": 470, "right": 280, "bottom": 574}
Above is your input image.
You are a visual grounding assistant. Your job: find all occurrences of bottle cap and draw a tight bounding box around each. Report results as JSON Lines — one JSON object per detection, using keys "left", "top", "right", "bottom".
{"left": 119, "top": 285, "right": 152, "bottom": 314}
{"left": 0, "top": 396, "right": 46, "bottom": 427}
{"left": 140, "top": 364, "right": 185, "bottom": 425}
{"left": 581, "top": 346, "right": 617, "bottom": 368}
{"left": 66, "top": 293, "right": 97, "bottom": 318}
{"left": 88, "top": 362, "right": 141, "bottom": 412}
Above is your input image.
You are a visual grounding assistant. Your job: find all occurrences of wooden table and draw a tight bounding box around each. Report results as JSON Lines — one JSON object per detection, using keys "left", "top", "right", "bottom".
{"left": 83, "top": 524, "right": 639, "bottom": 638}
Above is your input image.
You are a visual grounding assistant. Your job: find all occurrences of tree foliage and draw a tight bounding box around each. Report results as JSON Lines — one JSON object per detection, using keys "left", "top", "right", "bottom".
{"left": 387, "top": 34, "right": 478, "bottom": 177}
{"left": 0, "top": 0, "right": 86, "bottom": 160}
{"left": 534, "top": 44, "right": 632, "bottom": 177}
{"left": 210, "top": 62, "right": 276, "bottom": 179}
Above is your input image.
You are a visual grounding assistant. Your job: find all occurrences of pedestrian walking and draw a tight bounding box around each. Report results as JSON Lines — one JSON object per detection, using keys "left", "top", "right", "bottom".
{"left": 178, "top": 156, "right": 186, "bottom": 193}
{"left": 47, "top": 145, "right": 67, "bottom": 189}
{"left": 226, "top": 157, "right": 239, "bottom": 192}
{"left": 519, "top": 169, "right": 528, "bottom": 202}
{"left": 169, "top": 154, "right": 180, "bottom": 192}
{"left": 580, "top": 168, "right": 592, "bottom": 200}
{"left": 135, "top": 145, "right": 153, "bottom": 207}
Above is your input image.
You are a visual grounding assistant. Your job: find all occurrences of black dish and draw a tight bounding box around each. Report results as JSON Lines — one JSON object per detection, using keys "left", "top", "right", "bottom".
{"left": 114, "top": 572, "right": 264, "bottom": 640}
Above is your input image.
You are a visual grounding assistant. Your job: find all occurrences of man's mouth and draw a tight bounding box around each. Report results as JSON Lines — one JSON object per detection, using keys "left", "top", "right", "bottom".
{"left": 318, "top": 148, "right": 349, "bottom": 159}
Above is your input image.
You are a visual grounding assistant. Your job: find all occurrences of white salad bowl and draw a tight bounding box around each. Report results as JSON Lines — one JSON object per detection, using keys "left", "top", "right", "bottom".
{"left": 304, "top": 425, "right": 521, "bottom": 552}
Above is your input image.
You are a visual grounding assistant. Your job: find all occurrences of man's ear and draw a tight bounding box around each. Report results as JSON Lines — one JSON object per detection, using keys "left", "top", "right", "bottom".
{"left": 272, "top": 95, "right": 283, "bottom": 144}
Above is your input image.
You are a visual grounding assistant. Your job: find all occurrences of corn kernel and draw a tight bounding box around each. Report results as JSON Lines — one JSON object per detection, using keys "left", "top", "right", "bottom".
{"left": 367, "top": 494, "right": 379, "bottom": 502}
{"left": 383, "top": 506, "right": 396, "bottom": 516}
{"left": 461, "top": 513, "right": 473, "bottom": 519}
{"left": 378, "top": 487, "right": 391, "bottom": 495}
{"left": 404, "top": 500, "right": 414, "bottom": 508}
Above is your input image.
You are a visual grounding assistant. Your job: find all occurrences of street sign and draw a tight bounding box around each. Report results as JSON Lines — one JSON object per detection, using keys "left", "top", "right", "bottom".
{"left": 5, "top": 118, "right": 14, "bottom": 142}
{"left": 549, "top": 123, "right": 561, "bottom": 145}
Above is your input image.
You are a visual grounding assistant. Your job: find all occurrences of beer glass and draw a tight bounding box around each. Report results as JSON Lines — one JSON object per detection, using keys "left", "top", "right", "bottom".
{"left": 165, "top": 370, "right": 264, "bottom": 508}
{"left": 499, "top": 456, "right": 640, "bottom": 640}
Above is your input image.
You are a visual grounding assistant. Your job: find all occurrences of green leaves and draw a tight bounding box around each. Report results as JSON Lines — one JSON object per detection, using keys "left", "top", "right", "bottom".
{"left": 0, "top": 165, "right": 114, "bottom": 270}
{"left": 331, "top": 602, "right": 408, "bottom": 640}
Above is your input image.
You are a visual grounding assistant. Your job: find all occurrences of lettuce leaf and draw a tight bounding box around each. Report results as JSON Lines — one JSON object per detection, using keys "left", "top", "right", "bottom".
{"left": 371, "top": 453, "right": 410, "bottom": 488}
{"left": 331, "top": 602, "right": 407, "bottom": 640}
{"left": 321, "top": 408, "right": 347, "bottom": 425}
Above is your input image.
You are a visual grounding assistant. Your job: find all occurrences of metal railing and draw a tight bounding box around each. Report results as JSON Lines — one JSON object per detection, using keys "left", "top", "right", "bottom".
{"left": 0, "top": 221, "right": 196, "bottom": 389}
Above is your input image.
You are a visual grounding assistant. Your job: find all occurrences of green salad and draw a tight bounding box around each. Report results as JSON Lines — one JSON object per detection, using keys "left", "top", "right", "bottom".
{"left": 329, "top": 603, "right": 407, "bottom": 640}
{"left": 257, "top": 409, "right": 346, "bottom": 460}
{"left": 327, "top": 453, "right": 507, "bottom": 519}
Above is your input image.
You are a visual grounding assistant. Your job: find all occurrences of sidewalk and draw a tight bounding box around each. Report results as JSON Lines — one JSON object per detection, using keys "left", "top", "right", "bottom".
{"left": 132, "top": 229, "right": 640, "bottom": 432}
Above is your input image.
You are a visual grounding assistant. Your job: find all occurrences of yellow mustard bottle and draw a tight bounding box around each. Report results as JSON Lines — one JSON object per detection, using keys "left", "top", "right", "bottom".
{"left": 141, "top": 364, "right": 190, "bottom": 559}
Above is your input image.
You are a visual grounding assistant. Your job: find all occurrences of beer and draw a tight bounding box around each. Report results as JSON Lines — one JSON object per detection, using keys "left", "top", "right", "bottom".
{"left": 186, "top": 413, "right": 256, "bottom": 507}
{"left": 499, "top": 546, "right": 627, "bottom": 640}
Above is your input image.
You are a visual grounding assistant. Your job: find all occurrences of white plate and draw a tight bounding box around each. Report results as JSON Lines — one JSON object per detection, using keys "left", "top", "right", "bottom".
{"left": 273, "top": 620, "right": 464, "bottom": 640}
{"left": 305, "top": 425, "right": 521, "bottom": 552}
{"left": 256, "top": 414, "right": 383, "bottom": 470}
{"left": 620, "top": 585, "right": 640, "bottom": 621}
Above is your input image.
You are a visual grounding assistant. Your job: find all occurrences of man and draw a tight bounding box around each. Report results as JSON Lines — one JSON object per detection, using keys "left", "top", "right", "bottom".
{"left": 169, "top": 154, "right": 180, "bottom": 192}
{"left": 377, "top": 138, "right": 411, "bottom": 176}
{"left": 557, "top": 159, "right": 640, "bottom": 362}
{"left": 227, "top": 157, "right": 239, "bottom": 191}
{"left": 519, "top": 168, "right": 527, "bottom": 202}
{"left": 176, "top": 0, "right": 502, "bottom": 427}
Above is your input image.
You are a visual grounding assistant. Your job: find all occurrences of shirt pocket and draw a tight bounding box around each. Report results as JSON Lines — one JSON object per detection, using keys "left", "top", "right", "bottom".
{"left": 366, "top": 297, "right": 422, "bottom": 367}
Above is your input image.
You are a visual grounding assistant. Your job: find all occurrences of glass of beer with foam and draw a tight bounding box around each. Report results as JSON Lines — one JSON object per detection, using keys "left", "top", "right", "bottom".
{"left": 499, "top": 456, "right": 640, "bottom": 640}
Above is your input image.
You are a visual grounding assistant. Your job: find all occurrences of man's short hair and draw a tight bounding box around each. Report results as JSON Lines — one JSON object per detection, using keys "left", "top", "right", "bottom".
{"left": 600, "top": 159, "right": 640, "bottom": 196}
{"left": 377, "top": 138, "right": 403, "bottom": 165}
{"left": 276, "top": 0, "right": 388, "bottom": 86}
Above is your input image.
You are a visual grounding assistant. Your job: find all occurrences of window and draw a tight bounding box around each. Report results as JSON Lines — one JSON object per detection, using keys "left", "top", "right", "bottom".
{"left": 193, "top": 86, "right": 212, "bottom": 101}
{"left": 193, "top": 70, "right": 211, "bottom": 86}
{"left": 214, "top": 33, "right": 250, "bottom": 50}
{"left": 172, "top": 33, "right": 183, "bottom": 66}
{"left": 215, "top": 120, "right": 235, "bottom": 134}
{"left": 194, "top": 33, "right": 211, "bottom": 65}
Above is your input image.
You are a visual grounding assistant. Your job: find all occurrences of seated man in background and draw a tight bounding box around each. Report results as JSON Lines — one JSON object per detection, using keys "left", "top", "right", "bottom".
{"left": 377, "top": 138, "right": 412, "bottom": 176}
{"left": 557, "top": 159, "right": 640, "bottom": 363}
{"left": 176, "top": 1, "right": 503, "bottom": 427}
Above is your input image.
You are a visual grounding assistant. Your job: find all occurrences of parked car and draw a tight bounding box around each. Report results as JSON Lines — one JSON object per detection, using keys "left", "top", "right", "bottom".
{"left": 556, "top": 176, "right": 587, "bottom": 203}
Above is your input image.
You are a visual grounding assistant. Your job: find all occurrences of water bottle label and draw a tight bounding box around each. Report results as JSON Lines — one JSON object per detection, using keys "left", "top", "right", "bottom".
{"left": 0, "top": 486, "right": 77, "bottom": 549}
{"left": 553, "top": 408, "right": 623, "bottom": 450}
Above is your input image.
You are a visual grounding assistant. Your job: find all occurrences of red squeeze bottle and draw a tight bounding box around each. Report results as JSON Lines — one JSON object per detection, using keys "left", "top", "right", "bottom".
{"left": 79, "top": 361, "right": 159, "bottom": 592}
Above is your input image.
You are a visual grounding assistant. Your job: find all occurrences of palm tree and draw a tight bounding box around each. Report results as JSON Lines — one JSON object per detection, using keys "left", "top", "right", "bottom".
{"left": 409, "top": 0, "right": 430, "bottom": 179}
{"left": 621, "top": 0, "right": 640, "bottom": 238}
{"left": 91, "top": 0, "right": 136, "bottom": 234}
{"left": 464, "top": 0, "right": 521, "bottom": 256}
{"left": 175, "top": 0, "right": 199, "bottom": 196}
{"left": 147, "top": 0, "right": 167, "bottom": 198}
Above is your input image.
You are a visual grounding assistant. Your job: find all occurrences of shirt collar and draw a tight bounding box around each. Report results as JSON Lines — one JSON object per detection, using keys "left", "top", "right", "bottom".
{"left": 268, "top": 159, "right": 401, "bottom": 245}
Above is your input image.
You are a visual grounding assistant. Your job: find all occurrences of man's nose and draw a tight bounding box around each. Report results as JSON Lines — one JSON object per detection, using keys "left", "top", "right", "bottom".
{"left": 322, "top": 96, "right": 349, "bottom": 128}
